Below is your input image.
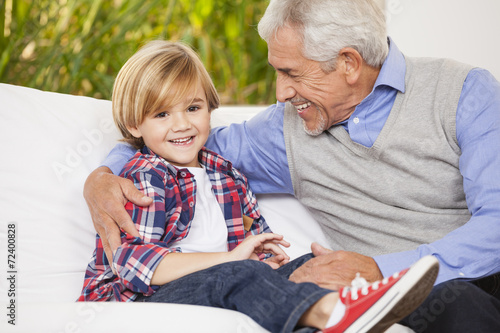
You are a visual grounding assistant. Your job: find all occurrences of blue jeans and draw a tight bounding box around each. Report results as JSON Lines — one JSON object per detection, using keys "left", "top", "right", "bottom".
{"left": 136, "top": 253, "right": 330, "bottom": 333}
{"left": 400, "top": 276, "right": 500, "bottom": 332}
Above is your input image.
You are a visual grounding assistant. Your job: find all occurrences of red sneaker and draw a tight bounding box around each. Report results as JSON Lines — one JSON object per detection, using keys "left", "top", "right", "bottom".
{"left": 323, "top": 255, "right": 439, "bottom": 333}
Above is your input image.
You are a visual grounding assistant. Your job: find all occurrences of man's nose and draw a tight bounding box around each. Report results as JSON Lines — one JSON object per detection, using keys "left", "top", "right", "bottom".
{"left": 275, "top": 77, "right": 296, "bottom": 103}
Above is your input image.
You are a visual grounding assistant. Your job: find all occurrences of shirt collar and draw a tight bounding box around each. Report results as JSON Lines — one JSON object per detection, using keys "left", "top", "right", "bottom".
{"left": 198, "top": 147, "right": 233, "bottom": 175}
{"left": 374, "top": 37, "right": 406, "bottom": 93}
{"left": 140, "top": 146, "right": 232, "bottom": 177}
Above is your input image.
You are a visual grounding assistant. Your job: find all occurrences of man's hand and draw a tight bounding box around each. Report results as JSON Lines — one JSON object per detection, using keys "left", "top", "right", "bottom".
{"left": 289, "top": 242, "right": 383, "bottom": 290}
{"left": 83, "top": 166, "right": 153, "bottom": 267}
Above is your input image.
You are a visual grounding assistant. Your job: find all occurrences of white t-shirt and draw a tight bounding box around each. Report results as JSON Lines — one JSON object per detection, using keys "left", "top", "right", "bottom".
{"left": 169, "top": 166, "right": 229, "bottom": 253}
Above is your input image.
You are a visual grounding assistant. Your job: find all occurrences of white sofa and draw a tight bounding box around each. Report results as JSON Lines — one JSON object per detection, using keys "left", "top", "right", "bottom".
{"left": 0, "top": 84, "right": 411, "bottom": 332}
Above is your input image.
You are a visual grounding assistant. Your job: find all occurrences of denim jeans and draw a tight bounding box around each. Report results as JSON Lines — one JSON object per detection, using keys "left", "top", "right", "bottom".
{"left": 136, "top": 253, "right": 331, "bottom": 333}
{"left": 400, "top": 276, "right": 500, "bottom": 333}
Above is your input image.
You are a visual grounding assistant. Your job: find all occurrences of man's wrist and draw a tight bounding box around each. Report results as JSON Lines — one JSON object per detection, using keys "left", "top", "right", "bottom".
{"left": 373, "top": 251, "right": 420, "bottom": 279}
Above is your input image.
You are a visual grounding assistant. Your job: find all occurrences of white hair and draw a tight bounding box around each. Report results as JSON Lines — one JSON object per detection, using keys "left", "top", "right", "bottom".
{"left": 258, "top": 0, "right": 388, "bottom": 71}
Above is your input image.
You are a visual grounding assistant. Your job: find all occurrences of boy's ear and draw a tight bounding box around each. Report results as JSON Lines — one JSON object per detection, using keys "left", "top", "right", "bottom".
{"left": 126, "top": 125, "right": 142, "bottom": 139}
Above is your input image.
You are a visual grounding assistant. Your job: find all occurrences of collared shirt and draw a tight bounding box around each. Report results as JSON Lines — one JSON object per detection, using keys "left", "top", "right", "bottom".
{"left": 80, "top": 146, "right": 269, "bottom": 302}
{"left": 104, "top": 39, "right": 500, "bottom": 284}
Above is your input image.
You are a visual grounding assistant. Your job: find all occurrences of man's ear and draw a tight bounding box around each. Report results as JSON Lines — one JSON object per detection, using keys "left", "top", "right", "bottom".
{"left": 126, "top": 125, "right": 142, "bottom": 139}
{"left": 339, "top": 47, "right": 363, "bottom": 85}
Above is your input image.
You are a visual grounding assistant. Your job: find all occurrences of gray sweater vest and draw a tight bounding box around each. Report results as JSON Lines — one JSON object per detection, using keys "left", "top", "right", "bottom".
{"left": 283, "top": 57, "right": 473, "bottom": 256}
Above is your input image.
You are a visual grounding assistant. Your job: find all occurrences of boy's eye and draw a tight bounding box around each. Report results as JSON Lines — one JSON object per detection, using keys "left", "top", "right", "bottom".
{"left": 187, "top": 106, "right": 200, "bottom": 112}
{"left": 155, "top": 112, "right": 168, "bottom": 118}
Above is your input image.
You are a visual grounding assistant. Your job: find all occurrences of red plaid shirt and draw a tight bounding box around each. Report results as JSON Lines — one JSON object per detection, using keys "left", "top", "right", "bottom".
{"left": 78, "top": 146, "right": 270, "bottom": 302}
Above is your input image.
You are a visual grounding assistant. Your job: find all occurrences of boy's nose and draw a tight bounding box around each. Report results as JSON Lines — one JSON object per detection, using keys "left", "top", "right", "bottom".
{"left": 171, "top": 113, "right": 191, "bottom": 131}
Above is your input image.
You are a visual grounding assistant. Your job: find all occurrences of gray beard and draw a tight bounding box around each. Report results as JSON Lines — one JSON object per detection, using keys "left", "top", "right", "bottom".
{"left": 302, "top": 106, "right": 327, "bottom": 136}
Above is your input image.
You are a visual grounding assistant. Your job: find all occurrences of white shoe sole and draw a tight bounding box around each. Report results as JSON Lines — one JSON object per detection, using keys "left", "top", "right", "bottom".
{"left": 344, "top": 255, "right": 439, "bottom": 333}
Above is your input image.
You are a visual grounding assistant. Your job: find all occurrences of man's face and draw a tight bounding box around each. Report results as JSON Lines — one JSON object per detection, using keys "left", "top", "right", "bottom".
{"left": 267, "top": 26, "right": 354, "bottom": 135}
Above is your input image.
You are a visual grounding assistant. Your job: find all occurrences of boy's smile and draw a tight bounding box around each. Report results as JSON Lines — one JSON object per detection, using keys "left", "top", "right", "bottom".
{"left": 127, "top": 82, "right": 211, "bottom": 168}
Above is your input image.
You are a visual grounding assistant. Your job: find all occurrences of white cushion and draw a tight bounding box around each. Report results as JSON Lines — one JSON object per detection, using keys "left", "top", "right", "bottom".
{"left": 0, "top": 84, "right": 122, "bottom": 305}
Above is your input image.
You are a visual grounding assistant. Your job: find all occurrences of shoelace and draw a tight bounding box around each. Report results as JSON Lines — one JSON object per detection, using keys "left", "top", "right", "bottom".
{"left": 342, "top": 271, "right": 401, "bottom": 301}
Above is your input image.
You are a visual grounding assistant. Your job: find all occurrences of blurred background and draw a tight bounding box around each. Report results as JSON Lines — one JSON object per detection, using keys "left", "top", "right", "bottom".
{"left": 1, "top": 0, "right": 498, "bottom": 105}
{"left": 0, "top": 0, "right": 276, "bottom": 105}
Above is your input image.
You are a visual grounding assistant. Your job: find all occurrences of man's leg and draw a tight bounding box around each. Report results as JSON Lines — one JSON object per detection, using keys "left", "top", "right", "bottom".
{"left": 401, "top": 278, "right": 500, "bottom": 332}
{"left": 136, "top": 259, "right": 330, "bottom": 333}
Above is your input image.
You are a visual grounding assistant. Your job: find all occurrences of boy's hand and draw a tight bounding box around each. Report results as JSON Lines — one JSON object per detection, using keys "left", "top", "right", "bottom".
{"left": 230, "top": 233, "right": 290, "bottom": 268}
{"left": 83, "top": 166, "right": 152, "bottom": 267}
{"left": 264, "top": 255, "right": 289, "bottom": 269}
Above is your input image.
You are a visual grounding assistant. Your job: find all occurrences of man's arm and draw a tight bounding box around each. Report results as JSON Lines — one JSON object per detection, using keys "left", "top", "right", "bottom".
{"left": 373, "top": 69, "right": 500, "bottom": 284}
{"left": 291, "top": 69, "right": 500, "bottom": 288}
{"left": 206, "top": 102, "right": 293, "bottom": 194}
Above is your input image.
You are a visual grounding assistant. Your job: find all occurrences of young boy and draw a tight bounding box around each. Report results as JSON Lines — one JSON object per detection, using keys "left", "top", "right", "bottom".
{"left": 78, "top": 40, "right": 439, "bottom": 333}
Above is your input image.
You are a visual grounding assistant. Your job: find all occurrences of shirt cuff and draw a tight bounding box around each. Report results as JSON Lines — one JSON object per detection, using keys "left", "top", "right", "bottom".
{"left": 374, "top": 250, "right": 420, "bottom": 280}
{"left": 114, "top": 243, "right": 171, "bottom": 296}
{"left": 102, "top": 143, "right": 136, "bottom": 175}
{"left": 374, "top": 249, "right": 474, "bottom": 285}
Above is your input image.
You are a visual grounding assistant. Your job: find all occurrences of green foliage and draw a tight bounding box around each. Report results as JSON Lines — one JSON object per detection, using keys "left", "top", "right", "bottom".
{"left": 0, "top": 0, "right": 276, "bottom": 104}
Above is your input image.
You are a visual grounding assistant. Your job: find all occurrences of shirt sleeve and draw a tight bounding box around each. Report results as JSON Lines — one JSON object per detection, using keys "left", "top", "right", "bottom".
{"left": 374, "top": 68, "right": 500, "bottom": 284}
{"left": 231, "top": 167, "right": 273, "bottom": 261}
{"left": 206, "top": 102, "right": 294, "bottom": 195}
{"left": 113, "top": 169, "right": 181, "bottom": 296}
{"left": 102, "top": 142, "right": 137, "bottom": 175}
{"left": 232, "top": 167, "right": 271, "bottom": 236}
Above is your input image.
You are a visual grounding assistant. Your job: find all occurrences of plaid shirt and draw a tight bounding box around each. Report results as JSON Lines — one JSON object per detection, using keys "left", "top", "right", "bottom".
{"left": 78, "top": 146, "right": 270, "bottom": 302}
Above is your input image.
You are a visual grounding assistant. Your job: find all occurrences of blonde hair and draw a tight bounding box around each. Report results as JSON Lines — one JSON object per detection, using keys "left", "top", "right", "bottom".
{"left": 112, "top": 40, "right": 220, "bottom": 149}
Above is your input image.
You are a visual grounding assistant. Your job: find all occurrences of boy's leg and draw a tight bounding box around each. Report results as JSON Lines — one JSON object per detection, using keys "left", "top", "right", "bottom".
{"left": 136, "top": 255, "right": 440, "bottom": 332}
{"left": 136, "top": 259, "right": 331, "bottom": 333}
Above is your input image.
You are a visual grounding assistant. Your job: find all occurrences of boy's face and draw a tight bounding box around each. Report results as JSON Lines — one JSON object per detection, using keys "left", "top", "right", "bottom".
{"left": 128, "top": 82, "right": 211, "bottom": 168}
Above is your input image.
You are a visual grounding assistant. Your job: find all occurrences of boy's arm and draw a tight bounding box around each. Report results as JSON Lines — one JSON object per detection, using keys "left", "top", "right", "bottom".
{"left": 83, "top": 143, "right": 148, "bottom": 266}
{"left": 116, "top": 167, "right": 289, "bottom": 294}
{"left": 151, "top": 233, "right": 290, "bottom": 285}
{"left": 84, "top": 165, "right": 150, "bottom": 267}
{"left": 230, "top": 167, "right": 291, "bottom": 266}
{"left": 153, "top": 239, "right": 288, "bottom": 284}
{"left": 233, "top": 168, "right": 271, "bottom": 236}
{"left": 112, "top": 169, "right": 179, "bottom": 295}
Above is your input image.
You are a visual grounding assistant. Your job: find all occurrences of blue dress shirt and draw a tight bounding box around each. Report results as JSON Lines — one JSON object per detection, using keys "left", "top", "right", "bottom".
{"left": 105, "top": 39, "right": 500, "bottom": 284}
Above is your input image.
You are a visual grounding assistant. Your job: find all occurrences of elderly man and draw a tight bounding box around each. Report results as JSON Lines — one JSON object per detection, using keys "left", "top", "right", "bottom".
{"left": 84, "top": 0, "right": 500, "bottom": 331}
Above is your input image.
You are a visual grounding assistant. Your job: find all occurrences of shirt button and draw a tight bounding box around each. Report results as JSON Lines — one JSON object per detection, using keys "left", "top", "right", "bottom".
{"left": 353, "top": 117, "right": 360, "bottom": 124}
{"left": 189, "top": 201, "right": 194, "bottom": 207}
{"left": 180, "top": 171, "right": 187, "bottom": 178}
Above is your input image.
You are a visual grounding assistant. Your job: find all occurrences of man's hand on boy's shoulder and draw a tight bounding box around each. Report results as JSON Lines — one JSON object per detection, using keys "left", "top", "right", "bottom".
{"left": 84, "top": 166, "right": 152, "bottom": 266}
